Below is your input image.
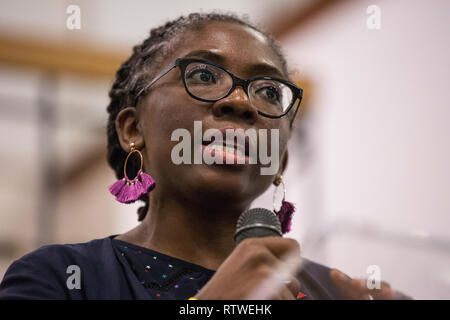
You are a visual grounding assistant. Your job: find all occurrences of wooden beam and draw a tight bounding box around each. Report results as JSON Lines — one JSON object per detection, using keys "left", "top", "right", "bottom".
{"left": 269, "top": 0, "right": 349, "bottom": 39}
{"left": 0, "top": 1, "right": 347, "bottom": 77}
{"left": 0, "top": 34, "right": 127, "bottom": 78}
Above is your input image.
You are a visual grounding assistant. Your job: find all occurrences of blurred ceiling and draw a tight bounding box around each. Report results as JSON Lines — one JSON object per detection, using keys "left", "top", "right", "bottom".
{"left": 0, "top": 0, "right": 314, "bottom": 53}
{"left": 0, "top": 0, "right": 342, "bottom": 78}
{"left": 0, "top": 0, "right": 344, "bottom": 211}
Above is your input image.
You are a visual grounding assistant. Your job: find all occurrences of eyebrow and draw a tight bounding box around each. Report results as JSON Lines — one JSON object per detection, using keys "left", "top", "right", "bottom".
{"left": 182, "top": 50, "right": 286, "bottom": 79}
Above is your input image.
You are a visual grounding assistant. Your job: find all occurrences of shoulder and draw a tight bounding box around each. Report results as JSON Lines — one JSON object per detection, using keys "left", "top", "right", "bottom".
{"left": 0, "top": 236, "right": 115, "bottom": 300}
{"left": 6, "top": 236, "right": 114, "bottom": 270}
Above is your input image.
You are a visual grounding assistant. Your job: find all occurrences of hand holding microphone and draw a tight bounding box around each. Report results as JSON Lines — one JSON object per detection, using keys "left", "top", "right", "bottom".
{"left": 194, "top": 208, "right": 302, "bottom": 300}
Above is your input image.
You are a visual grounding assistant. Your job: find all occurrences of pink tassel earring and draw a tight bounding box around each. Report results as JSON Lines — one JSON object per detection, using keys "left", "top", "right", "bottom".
{"left": 109, "top": 142, "right": 155, "bottom": 203}
{"left": 273, "top": 175, "right": 295, "bottom": 234}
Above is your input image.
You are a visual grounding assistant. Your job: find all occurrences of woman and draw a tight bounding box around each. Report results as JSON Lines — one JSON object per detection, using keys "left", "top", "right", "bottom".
{"left": 0, "top": 12, "right": 399, "bottom": 300}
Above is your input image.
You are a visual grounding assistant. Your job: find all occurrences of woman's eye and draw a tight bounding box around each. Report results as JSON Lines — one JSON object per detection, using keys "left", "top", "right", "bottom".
{"left": 187, "top": 69, "right": 216, "bottom": 84}
{"left": 259, "top": 86, "right": 280, "bottom": 102}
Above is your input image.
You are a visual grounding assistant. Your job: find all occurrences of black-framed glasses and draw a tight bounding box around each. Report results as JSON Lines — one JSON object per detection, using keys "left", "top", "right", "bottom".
{"left": 134, "top": 58, "right": 303, "bottom": 119}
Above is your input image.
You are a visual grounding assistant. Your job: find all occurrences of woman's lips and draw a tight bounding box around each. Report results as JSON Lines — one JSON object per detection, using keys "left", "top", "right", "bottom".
{"left": 201, "top": 144, "right": 250, "bottom": 165}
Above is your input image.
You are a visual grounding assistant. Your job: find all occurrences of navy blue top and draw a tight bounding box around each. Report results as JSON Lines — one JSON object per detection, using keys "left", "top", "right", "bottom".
{"left": 0, "top": 235, "right": 344, "bottom": 300}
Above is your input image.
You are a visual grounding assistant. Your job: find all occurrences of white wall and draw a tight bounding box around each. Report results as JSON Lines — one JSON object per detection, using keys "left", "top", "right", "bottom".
{"left": 258, "top": 0, "right": 450, "bottom": 299}
{"left": 0, "top": 0, "right": 303, "bottom": 51}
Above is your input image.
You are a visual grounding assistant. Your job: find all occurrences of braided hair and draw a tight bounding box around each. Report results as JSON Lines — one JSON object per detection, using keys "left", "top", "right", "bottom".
{"left": 106, "top": 12, "right": 289, "bottom": 221}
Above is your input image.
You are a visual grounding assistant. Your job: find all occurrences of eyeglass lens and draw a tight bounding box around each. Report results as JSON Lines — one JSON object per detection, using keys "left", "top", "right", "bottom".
{"left": 183, "top": 61, "right": 294, "bottom": 116}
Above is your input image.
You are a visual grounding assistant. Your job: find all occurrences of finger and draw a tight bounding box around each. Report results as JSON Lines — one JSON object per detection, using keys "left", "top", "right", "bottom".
{"left": 330, "top": 269, "right": 352, "bottom": 284}
{"left": 279, "top": 285, "right": 297, "bottom": 300}
{"left": 330, "top": 270, "right": 365, "bottom": 300}
{"left": 370, "top": 286, "right": 394, "bottom": 300}
{"left": 351, "top": 279, "right": 394, "bottom": 300}
{"left": 284, "top": 276, "right": 301, "bottom": 297}
{"left": 391, "top": 289, "right": 413, "bottom": 300}
{"left": 364, "top": 281, "right": 395, "bottom": 300}
{"left": 363, "top": 287, "right": 412, "bottom": 300}
{"left": 268, "top": 283, "right": 295, "bottom": 300}
{"left": 349, "top": 279, "right": 372, "bottom": 300}
{"left": 330, "top": 269, "right": 353, "bottom": 289}
{"left": 331, "top": 270, "right": 401, "bottom": 300}
{"left": 251, "top": 237, "right": 301, "bottom": 259}
{"left": 245, "top": 261, "right": 299, "bottom": 299}
{"left": 364, "top": 282, "right": 412, "bottom": 300}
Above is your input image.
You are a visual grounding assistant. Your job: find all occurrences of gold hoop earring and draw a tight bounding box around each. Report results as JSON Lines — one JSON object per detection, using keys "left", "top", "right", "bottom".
{"left": 109, "top": 142, "right": 156, "bottom": 203}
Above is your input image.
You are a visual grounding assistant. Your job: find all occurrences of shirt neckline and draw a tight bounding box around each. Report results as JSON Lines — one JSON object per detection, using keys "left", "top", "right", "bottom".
{"left": 109, "top": 235, "right": 216, "bottom": 275}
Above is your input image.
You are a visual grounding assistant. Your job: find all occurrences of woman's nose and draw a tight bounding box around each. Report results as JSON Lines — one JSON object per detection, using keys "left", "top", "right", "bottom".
{"left": 211, "top": 87, "right": 258, "bottom": 124}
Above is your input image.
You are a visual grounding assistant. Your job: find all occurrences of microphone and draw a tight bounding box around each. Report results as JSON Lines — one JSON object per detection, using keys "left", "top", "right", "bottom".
{"left": 234, "top": 208, "right": 283, "bottom": 245}
{"left": 234, "top": 208, "right": 304, "bottom": 299}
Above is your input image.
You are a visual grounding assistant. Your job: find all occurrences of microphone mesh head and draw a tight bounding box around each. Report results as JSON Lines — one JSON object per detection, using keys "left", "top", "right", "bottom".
{"left": 234, "top": 208, "right": 282, "bottom": 245}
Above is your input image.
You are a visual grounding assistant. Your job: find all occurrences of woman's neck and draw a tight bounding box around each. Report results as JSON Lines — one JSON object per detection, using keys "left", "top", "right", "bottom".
{"left": 115, "top": 192, "right": 248, "bottom": 271}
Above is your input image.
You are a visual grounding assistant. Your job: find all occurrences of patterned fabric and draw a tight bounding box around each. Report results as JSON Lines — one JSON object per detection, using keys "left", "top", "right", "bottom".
{"left": 0, "top": 235, "right": 344, "bottom": 299}
{"left": 112, "top": 239, "right": 214, "bottom": 299}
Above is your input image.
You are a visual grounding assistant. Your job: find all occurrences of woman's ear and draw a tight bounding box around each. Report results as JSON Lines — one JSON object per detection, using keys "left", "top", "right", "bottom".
{"left": 115, "top": 107, "right": 145, "bottom": 151}
{"left": 274, "top": 150, "right": 289, "bottom": 185}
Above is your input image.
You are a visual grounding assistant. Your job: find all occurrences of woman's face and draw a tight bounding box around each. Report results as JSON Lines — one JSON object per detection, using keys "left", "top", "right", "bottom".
{"left": 136, "top": 21, "right": 292, "bottom": 211}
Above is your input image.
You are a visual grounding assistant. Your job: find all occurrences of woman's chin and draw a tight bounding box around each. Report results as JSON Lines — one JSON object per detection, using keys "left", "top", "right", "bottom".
{"left": 164, "top": 162, "right": 271, "bottom": 209}
{"left": 187, "top": 163, "right": 255, "bottom": 201}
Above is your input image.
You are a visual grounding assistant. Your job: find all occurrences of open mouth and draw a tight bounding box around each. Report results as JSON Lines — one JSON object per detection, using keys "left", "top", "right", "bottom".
{"left": 201, "top": 130, "right": 252, "bottom": 164}
{"left": 201, "top": 136, "right": 249, "bottom": 157}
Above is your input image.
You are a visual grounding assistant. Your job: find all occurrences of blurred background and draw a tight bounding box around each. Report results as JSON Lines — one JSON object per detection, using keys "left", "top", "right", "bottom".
{"left": 0, "top": 0, "right": 449, "bottom": 299}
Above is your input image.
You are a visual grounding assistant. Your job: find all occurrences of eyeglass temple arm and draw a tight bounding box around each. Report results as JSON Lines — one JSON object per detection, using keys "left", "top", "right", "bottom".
{"left": 134, "top": 62, "right": 178, "bottom": 105}
{"left": 289, "top": 97, "right": 302, "bottom": 128}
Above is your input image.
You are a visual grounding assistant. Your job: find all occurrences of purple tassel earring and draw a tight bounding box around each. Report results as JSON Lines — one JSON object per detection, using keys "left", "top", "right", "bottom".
{"left": 109, "top": 142, "right": 155, "bottom": 204}
{"left": 273, "top": 175, "right": 295, "bottom": 234}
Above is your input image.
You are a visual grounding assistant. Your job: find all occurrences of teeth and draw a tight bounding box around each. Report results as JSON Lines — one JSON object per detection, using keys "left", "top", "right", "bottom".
{"left": 208, "top": 141, "right": 245, "bottom": 157}
{"left": 224, "top": 146, "right": 234, "bottom": 155}
{"left": 235, "top": 148, "right": 245, "bottom": 157}
{"left": 209, "top": 142, "right": 223, "bottom": 152}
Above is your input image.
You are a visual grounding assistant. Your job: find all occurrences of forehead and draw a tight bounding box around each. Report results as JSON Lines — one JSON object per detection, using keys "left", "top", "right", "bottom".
{"left": 168, "top": 21, "right": 285, "bottom": 78}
